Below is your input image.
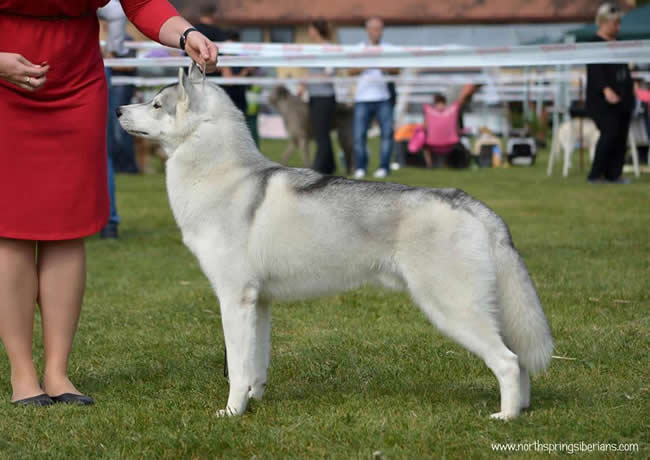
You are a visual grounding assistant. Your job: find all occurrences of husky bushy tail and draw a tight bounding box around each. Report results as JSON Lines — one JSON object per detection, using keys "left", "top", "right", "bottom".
{"left": 494, "top": 235, "right": 553, "bottom": 375}
{"left": 478, "top": 207, "right": 553, "bottom": 376}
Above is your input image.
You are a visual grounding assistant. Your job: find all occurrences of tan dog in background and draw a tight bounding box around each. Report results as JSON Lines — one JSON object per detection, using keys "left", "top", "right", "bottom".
{"left": 548, "top": 117, "right": 600, "bottom": 177}
{"left": 268, "top": 86, "right": 312, "bottom": 167}
{"left": 268, "top": 86, "right": 356, "bottom": 174}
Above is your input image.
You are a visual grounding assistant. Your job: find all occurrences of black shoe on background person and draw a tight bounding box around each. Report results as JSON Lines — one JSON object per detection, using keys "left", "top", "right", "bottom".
{"left": 607, "top": 176, "right": 632, "bottom": 184}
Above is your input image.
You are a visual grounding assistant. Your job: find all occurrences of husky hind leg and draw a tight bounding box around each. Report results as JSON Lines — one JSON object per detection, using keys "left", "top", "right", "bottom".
{"left": 400, "top": 229, "right": 522, "bottom": 419}
{"left": 407, "top": 274, "right": 522, "bottom": 419}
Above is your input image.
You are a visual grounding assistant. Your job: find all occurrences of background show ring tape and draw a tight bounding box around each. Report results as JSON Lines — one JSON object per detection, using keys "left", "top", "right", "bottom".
{"left": 103, "top": 40, "right": 650, "bottom": 68}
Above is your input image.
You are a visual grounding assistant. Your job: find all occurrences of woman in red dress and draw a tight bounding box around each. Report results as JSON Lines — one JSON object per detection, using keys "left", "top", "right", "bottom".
{"left": 0, "top": 0, "right": 218, "bottom": 406}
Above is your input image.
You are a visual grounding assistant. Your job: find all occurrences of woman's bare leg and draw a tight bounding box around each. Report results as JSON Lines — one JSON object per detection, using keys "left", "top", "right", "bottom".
{"left": 0, "top": 238, "right": 41, "bottom": 401}
{"left": 38, "top": 239, "right": 86, "bottom": 396}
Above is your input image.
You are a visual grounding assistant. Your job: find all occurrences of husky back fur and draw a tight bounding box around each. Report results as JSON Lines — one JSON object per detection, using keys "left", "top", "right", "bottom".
{"left": 118, "top": 68, "right": 553, "bottom": 420}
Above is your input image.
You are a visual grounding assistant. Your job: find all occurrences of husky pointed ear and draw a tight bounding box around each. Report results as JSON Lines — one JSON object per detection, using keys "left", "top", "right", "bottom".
{"left": 178, "top": 67, "right": 193, "bottom": 103}
{"left": 188, "top": 62, "right": 205, "bottom": 82}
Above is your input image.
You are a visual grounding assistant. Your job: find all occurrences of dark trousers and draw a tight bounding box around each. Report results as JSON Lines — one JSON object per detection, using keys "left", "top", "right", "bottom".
{"left": 108, "top": 83, "right": 138, "bottom": 173}
{"left": 309, "top": 96, "right": 337, "bottom": 174}
{"left": 588, "top": 109, "right": 632, "bottom": 181}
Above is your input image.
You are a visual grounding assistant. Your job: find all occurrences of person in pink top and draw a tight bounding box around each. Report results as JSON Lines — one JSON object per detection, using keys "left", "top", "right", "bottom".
{"left": 637, "top": 87, "right": 650, "bottom": 104}
{"left": 421, "top": 84, "right": 478, "bottom": 168}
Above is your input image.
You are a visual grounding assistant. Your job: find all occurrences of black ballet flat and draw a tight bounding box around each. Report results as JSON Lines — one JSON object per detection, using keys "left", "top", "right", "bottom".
{"left": 11, "top": 393, "right": 54, "bottom": 407}
{"left": 49, "top": 393, "right": 95, "bottom": 406}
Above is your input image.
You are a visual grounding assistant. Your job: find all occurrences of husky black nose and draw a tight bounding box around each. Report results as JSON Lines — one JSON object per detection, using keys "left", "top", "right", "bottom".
{"left": 115, "top": 107, "right": 122, "bottom": 118}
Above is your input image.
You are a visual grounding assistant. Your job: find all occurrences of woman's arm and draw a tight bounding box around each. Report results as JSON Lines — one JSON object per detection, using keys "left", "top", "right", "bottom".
{"left": 457, "top": 84, "right": 479, "bottom": 107}
{"left": 120, "top": 1, "right": 218, "bottom": 71}
{"left": 158, "top": 16, "right": 218, "bottom": 72}
{"left": 588, "top": 63, "right": 619, "bottom": 104}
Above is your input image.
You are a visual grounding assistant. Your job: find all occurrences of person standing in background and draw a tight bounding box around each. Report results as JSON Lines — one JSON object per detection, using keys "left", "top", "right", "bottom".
{"left": 350, "top": 17, "right": 398, "bottom": 179}
{"left": 299, "top": 20, "right": 338, "bottom": 175}
{"left": 100, "top": 0, "right": 139, "bottom": 175}
{"left": 193, "top": 4, "right": 225, "bottom": 45}
{"left": 586, "top": 3, "right": 635, "bottom": 184}
{"left": 245, "top": 83, "right": 262, "bottom": 147}
{"left": 98, "top": 0, "right": 127, "bottom": 239}
{"left": 220, "top": 29, "right": 254, "bottom": 118}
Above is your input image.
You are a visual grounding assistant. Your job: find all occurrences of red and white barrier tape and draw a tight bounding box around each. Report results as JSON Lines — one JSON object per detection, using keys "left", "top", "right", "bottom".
{"left": 108, "top": 72, "right": 650, "bottom": 88}
{"left": 103, "top": 40, "right": 650, "bottom": 68}
{"left": 110, "top": 75, "right": 581, "bottom": 94}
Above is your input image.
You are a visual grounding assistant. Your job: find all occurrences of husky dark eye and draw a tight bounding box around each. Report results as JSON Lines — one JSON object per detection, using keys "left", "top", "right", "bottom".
{"left": 153, "top": 101, "right": 162, "bottom": 109}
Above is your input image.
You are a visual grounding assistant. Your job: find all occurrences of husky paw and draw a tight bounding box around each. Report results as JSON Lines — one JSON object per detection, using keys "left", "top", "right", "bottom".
{"left": 216, "top": 407, "right": 242, "bottom": 417}
{"left": 490, "top": 411, "right": 517, "bottom": 421}
{"left": 248, "top": 383, "right": 266, "bottom": 401}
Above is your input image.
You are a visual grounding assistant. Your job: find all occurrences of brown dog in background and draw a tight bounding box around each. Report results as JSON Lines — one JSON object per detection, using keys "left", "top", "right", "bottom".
{"left": 268, "top": 86, "right": 356, "bottom": 174}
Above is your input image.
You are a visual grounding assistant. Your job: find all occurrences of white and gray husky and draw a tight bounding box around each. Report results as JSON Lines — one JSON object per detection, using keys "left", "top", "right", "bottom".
{"left": 117, "top": 68, "right": 552, "bottom": 420}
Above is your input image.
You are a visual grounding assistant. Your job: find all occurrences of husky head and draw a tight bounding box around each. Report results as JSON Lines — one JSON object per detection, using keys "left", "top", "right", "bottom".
{"left": 117, "top": 66, "right": 242, "bottom": 153}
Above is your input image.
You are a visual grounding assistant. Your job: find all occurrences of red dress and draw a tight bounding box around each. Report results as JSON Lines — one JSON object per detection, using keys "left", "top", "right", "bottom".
{"left": 0, "top": 0, "right": 177, "bottom": 240}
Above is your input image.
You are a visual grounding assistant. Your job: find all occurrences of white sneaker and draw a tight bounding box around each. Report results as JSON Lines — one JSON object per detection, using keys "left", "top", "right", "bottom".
{"left": 390, "top": 162, "right": 401, "bottom": 171}
{"left": 353, "top": 169, "right": 366, "bottom": 179}
{"left": 373, "top": 168, "right": 388, "bottom": 178}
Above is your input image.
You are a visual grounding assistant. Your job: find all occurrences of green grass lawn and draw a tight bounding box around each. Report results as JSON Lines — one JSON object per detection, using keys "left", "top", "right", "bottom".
{"left": 1, "top": 139, "right": 648, "bottom": 459}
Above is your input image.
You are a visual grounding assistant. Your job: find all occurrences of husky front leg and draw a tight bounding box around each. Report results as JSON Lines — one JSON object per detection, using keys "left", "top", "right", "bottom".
{"left": 248, "top": 302, "right": 271, "bottom": 401}
{"left": 217, "top": 285, "right": 261, "bottom": 417}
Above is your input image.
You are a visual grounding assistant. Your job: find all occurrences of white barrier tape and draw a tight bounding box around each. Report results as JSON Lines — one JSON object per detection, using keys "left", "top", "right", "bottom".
{"left": 103, "top": 40, "right": 650, "bottom": 68}
{"left": 404, "top": 94, "right": 559, "bottom": 103}
{"left": 109, "top": 75, "right": 580, "bottom": 96}
{"left": 109, "top": 74, "right": 592, "bottom": 86}
{"left": 108, "top": 75, "right": 567, "bottom": 86}
{"left": 109, "top": 76, "right": 572, "bottom": 103}
{"left": 106, "top": 73, "right": 650, "bottom": 93}
{"left": 116, "top": 40, "right": 470, "bottom": 56}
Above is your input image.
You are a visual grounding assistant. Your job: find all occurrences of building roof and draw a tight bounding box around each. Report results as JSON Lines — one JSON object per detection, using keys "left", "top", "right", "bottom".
{"left": 173, "top": 0, "right": 631, "bottom": 25}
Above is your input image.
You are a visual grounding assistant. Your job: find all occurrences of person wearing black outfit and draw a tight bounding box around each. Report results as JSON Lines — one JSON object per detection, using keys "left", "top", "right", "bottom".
{"left": 220, "top": 29, "right": 253, "bottom": 116}
{"left": 109, "top": 33, "right": 139, "bottom": 175}
{"left": 192, "top": 7, "right": 254, "bottom": 118}
{"left": 299, "top": 20, "right": 338, "bottom": 175}
{"left": 193, "top": 4, "right": 225, "bottom": 44}
{"left": 586, "top": 3, "right": 635, "bottom": 184}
